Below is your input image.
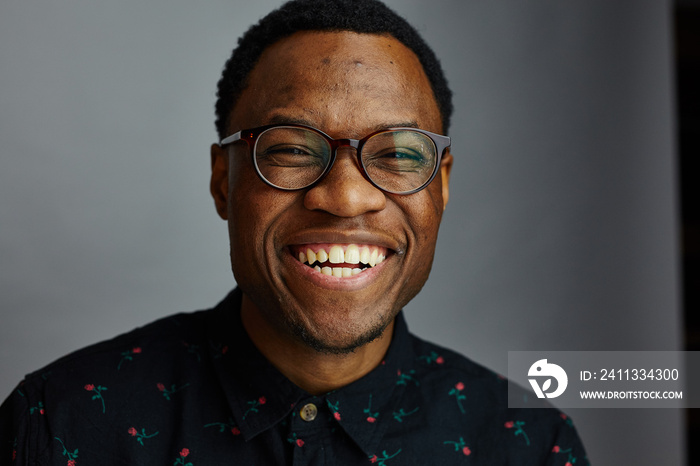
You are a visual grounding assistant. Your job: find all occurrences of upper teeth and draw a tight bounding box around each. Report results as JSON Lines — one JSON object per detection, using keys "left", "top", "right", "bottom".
{"left": 297, "top": 244, "right": 386, "bottom": 276}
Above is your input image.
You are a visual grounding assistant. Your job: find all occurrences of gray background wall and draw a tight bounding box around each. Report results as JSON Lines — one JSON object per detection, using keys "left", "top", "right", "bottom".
{"left": 0, "top": 1, "right": 682, "bottom": 464}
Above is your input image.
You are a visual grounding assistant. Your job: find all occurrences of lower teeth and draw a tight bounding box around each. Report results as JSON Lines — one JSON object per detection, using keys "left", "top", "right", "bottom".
{"left": 311, "top": 265, "right": 364, "bottom": 276}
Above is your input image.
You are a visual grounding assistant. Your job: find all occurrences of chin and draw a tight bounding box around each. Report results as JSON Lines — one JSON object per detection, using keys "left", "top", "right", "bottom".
{"left": 286, "top": 304, "right": 396, "bottom": 355}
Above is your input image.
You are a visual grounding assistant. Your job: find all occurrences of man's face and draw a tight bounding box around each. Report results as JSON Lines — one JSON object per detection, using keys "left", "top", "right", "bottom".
{"left": 211, "top": 31, "right": 452, "bottom": 353}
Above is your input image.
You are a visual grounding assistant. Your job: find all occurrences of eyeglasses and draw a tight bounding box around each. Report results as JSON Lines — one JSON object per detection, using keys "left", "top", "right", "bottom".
{"left": 219, "top": 124, "right": 450, "bottom": 195}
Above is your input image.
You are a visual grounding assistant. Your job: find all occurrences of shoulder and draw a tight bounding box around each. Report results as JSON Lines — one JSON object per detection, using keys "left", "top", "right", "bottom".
{"left": 408, "top": 332, "right": 506, "bottom": 391}
{"left": 402, "top": 334, "right": 588, "bottom": 464}
{"left": 24, "top": 308, "right": 212, "bottom": 387}
{"left": 0, "top": 308, "right": 217, "bottom": 464}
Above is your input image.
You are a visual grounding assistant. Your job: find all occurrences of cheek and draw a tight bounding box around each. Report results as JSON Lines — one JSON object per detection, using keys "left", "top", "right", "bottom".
{"left": 227, "top": 166, "right": 298, "bottom": 266}
{"left": 400, "top": 183, "right": 445, "bottom": 267}
{"left": 227, "top": 166, "right": 273, "bottom": 263}
{"left": 410, "top": 181, "right": 445, "bottom": 233}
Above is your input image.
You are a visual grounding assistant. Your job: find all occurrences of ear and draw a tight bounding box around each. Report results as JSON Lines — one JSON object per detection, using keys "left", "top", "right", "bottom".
{"left": 439, "top": 151, "right": 453, "bottom": 210}
{"left": 210, "top": 143, "right": 229, "bottom": 220}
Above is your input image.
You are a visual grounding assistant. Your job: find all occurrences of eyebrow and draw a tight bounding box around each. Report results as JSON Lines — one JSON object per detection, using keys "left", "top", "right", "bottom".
{"left": 267, "top": 115, "right": 316, "bottom": 127}
{"left": 265, "top": 115, "right": 420, "bottom": 134}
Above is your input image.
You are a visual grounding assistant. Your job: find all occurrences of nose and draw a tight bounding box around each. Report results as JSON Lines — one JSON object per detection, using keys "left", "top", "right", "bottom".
{"left": 303, "top": 149, "right": 386, "bottom": 217}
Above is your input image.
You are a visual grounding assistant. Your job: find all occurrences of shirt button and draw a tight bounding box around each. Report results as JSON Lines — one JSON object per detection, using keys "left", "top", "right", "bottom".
{"left": 300, "top": 403, "right": 318, "bottom": 422}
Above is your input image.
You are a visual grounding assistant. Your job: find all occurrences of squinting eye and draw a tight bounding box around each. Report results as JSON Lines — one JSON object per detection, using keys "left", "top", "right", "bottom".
{"left": 364, "top": 148, "right": 430, "bottom": 172}
{"left": 381, "top": 150, "right": 425, "bottom": 161}
{"left": 257, "top": 144, "right": 327, "bottom": 167}
{"left": 265, "top": 146, "right": 310, "bottom": 156}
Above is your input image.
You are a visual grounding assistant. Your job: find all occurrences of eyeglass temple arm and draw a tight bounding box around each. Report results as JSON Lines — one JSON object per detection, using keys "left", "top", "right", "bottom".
{"left": 219, "top": 131, "right": 243, "bottom": 146}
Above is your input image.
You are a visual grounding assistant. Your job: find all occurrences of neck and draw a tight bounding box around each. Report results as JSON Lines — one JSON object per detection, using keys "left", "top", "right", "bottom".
{"left": 240, "top": 294, "right": 394, "bottom": 395}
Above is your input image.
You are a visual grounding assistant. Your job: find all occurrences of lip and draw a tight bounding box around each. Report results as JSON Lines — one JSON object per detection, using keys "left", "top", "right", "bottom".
{"left": 281, "top": 248, "right": 390, "bottom": 291}
{"left": 279, "top": 229, "right": 401, "bottom": 291}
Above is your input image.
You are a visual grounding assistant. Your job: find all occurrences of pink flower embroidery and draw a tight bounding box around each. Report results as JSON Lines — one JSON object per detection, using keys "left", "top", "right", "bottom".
{"left": 180, "top": 448, "right": 189, "bottom": 457}
{"left": 448, "top": 382, "right": 467, "bottom": 414}
{"left": 552, "top": 445, "right": 560, "bottom": 453}
{"left": 67, "top": 460, "right": 76, "bottom": 466}
{"left": 334, "top": 412, "right": 341, "bottom": 421}
{"left": 231, "top": 427, "right": 241, "bottom": 435}
{"left": 128, "top": 427, "right": 159, "bottom": 445}
{"left": 370, "top": 455, "right": 378, "bottom": 463}
{"left": 157, "top": 383, "right": 165, "bottom": 392}
{"left": 445, "top": 437, "right": 470, "bottom": 456}
{"left": 132, "top": 347, "right": 142, "bottom": 354}
{"left": 560, "top": 413, "right": 568, "bottom": 420}
{"left": 436, "top": 356, "right": 445, "bottom": 364}
{"left": 505, "top": 420, "right": 530, "bottom": 445}
{"left": 296, "top": 439, "right": 305, "bottom": 447}
{"left": 258, "top": 396, "right": 266, "bottom": 405}
{"left": 367, "top": 416, "right": 376, "bottom": 423}
{"left": 565, "top": 463, "right": 573, "bottom": 466}
{"left": 84, "top": 384, "right": 107, "bottom": 413}
{"left": 40, "top": 408, "right": 45, "bottom": 415}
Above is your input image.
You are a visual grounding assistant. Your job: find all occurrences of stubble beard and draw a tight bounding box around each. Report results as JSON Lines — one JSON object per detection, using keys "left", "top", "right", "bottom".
{"left": 289, "top": 316, "right": 390, "bottom": 355}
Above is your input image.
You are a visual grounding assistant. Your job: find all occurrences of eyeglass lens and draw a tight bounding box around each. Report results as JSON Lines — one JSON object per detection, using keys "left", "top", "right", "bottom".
{"left": 253, "top": 127, "right": 437, "bottom": 193}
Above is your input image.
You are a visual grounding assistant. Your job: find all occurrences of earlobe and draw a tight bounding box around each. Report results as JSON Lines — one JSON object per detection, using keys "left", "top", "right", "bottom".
{"left": 439, "top": 152, "right": 453, "bottom": 210}
{"left": 210, "top": 143, "right": 229, "bottom": 220}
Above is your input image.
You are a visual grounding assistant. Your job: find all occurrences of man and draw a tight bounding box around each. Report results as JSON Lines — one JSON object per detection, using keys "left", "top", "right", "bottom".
{"left": 1, "top": 0, "right": 587, "bottom": 464}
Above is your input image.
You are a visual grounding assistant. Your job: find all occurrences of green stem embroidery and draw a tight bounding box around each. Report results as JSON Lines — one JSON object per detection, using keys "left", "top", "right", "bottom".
{"left": 506, "top": 420, "right": 530, "bottom": 446}
{"left": 444, "top": 437, "right": 472, "bottom": 456}
{"left": 242, "top": 396, "right": 266, "bottom": 419}
{"left": 364, "top": 394, "right": 379, "bottom": 422}
{"left": 84, "top": 384, "right": 107, "bottom": 413}
{"left": 29, "top": 401, "right": 44, "bottom": 415}
{"left": 396, "top": 370, "right": 419, "bottom": 386}
{"left": 448, "top": 382, "right": 466, "bottom": 414}
{"left": 287, "top": 432, "right": 305, "bottom": 447}
{"left": 553, "top": 446, "right": 577, "bottom": 464}
{"left": 369, "top": 449, "right": 401, "bottom": 465}
{"left": 128, "top": 427, "right": 159, "bottom": 446}
{"left": 392, "top": 406, "right": 419, "bottom": 422}
{"left": 157, "top": 383, "right": 190, "bottom": 401}
{"left": 204, "top": 418, "right": 238, "bottom": 434}
{"left": 417, "top": 351, "right": 444, "bottom": 365}
{"left": 327, "top": 399, "right": 341, "bottom": 420}
{"left": 55, "top": 437, "right": 79, "bottom": 464}
{"left": 117, "top": 347, "right": 142, "bottom": 370}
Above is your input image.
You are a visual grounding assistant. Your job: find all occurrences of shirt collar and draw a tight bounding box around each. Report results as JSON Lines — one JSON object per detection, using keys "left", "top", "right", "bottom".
{"left": 206, "top": 288, "right": 416, "bottom": 455}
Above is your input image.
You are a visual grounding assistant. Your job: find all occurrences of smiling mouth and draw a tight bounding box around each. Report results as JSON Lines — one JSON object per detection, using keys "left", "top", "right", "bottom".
{"left": 290, "top": 244, "right": 388, "bottom": 277}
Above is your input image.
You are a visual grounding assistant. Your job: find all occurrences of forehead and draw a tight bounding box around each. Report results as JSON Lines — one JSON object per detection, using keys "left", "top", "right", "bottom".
{"left": 229, "top": 31, "right": 442, "bottom": 137}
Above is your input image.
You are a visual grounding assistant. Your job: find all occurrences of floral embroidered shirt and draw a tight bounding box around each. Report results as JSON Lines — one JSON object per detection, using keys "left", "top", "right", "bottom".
{"left": 1, "top": 289, "right": 587, "bottom": 465}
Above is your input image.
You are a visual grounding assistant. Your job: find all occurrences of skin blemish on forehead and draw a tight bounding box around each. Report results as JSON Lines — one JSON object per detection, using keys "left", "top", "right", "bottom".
{"left": 322, "top": 57, "right": 331, "bottom": 65}
{"left": 272, "top": 84, "right": 299, "bottom": 107}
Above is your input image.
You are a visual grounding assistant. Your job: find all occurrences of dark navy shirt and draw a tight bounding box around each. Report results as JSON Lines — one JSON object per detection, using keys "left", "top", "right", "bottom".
{"left": 1, "top": 289, "right": 587, "bottom": 465}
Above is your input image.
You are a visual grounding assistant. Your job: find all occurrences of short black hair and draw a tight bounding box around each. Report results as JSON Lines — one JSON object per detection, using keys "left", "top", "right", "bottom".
{"left": 214, "top": 0, "right": 453, "bottom": 139}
